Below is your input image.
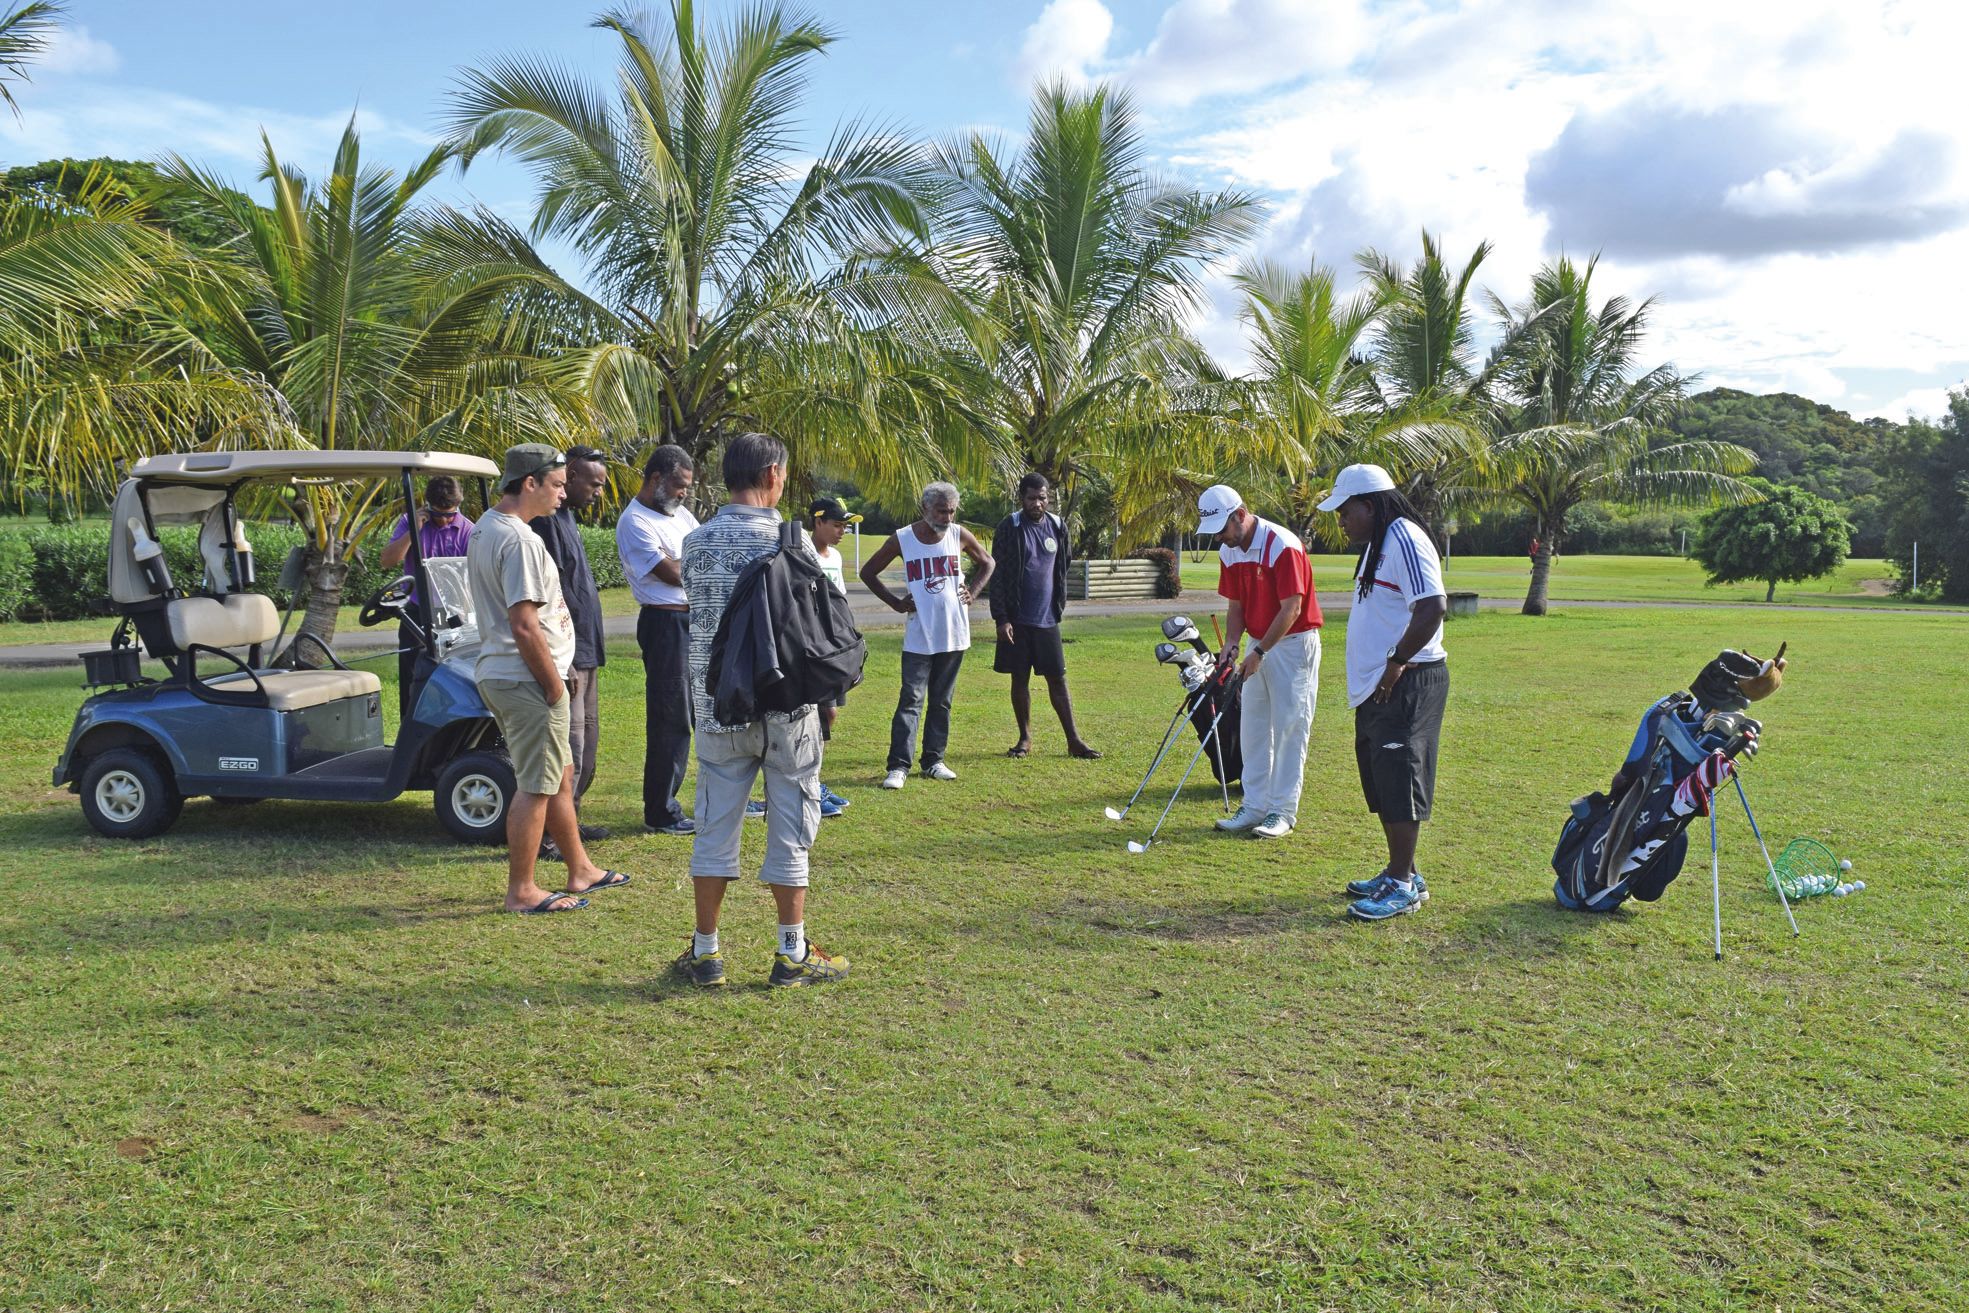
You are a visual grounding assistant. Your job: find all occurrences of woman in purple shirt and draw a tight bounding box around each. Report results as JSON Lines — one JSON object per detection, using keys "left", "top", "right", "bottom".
{"left": 381, "top": 475, "right": 475, "bottom": 716}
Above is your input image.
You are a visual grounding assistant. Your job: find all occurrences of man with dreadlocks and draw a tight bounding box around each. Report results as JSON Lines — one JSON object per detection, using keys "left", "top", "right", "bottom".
{"left": 1320, "top": 464, "right": 1450, "bottom": 921}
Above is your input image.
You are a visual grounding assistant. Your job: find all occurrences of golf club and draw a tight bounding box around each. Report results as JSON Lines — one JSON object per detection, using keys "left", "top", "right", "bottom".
{"left": 1162, "top": 614, "right": 1209, "bottom": 654}
{"left": 1127, "top": 671, "right": 1243, "bottom": 853}
{"left": 1105, "top": 680, "right": 1207, "bottom": 822}
{"left": 1733, "top": 774, "right": 1801, "bottom": 938}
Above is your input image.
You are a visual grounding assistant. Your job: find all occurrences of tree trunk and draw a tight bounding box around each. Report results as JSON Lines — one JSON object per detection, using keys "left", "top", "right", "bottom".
{"left": 292, "top": 546, "right": 351, "bottom": 666}
{"left": 1765, "top": 578, "right": 1777, "bottom": 603}
{"left": 1522, "top": 534, "right": 1558, "bottom": 616}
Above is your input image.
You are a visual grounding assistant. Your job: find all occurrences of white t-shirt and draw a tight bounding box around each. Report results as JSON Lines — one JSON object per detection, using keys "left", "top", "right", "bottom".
{"left": 1346, "top": 517, "right": 1447, "bottom": 708}
{"left": 615, "top": 496, "right": 699, "bottom": 606}
{"left": 467, "top": 509, "right": 576, "bottom": 682}
{"left": 814, "top": 543, "right": 847, "bottom": 595}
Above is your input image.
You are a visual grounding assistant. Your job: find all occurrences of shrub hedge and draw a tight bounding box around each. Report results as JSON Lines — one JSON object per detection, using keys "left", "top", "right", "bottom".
{"left": 8, "top": 520, "right": 629, "bottom": 622}
{"left": 1126, "top": 546, "right": 1183, "bottom": 599}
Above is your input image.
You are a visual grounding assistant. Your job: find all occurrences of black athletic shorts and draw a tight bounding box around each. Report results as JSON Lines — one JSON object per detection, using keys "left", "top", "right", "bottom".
{"left": 1354, "top": 660, "right": 1448, "bottom": 822}
{"left": 993, "top": 622, "right": 1067, "bottom": 677}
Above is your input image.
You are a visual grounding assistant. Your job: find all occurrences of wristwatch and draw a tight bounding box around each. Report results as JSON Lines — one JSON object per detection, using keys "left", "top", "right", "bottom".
{"left": 1385, "top": 644, "right": 1404, "bottom": 662}
{"left": 1250, "top": 643, "right": 1265, "bottom": 658}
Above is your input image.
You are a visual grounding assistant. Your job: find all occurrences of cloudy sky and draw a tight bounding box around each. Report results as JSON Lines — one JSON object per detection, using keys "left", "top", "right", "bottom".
{"left": 10, "top": 0, "right": 1965, "bottom": 420}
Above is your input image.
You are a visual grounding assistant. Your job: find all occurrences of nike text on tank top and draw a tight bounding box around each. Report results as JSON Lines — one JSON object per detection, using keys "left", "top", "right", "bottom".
{"left": 897, "top": 523, "right": 971, "bottom": 655}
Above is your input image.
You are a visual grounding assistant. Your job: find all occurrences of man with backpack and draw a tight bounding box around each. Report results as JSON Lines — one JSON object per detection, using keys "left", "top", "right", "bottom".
{"left": 670, "top": 432, "right": 849, "bottom": 988}
{"left": 989, "top": 472, "right": 1100, "bottom": 761}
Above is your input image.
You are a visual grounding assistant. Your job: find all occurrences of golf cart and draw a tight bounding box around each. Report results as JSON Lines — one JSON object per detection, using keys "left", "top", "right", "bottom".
{"left": 53, "top": 449, "right": 520, "bottom": 844}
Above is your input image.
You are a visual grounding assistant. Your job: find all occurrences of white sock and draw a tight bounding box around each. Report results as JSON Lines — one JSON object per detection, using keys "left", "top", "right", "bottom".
{"left": 778, "top": 922, "right": 806, "bottom": 961}
{"left": 1389, "top": 873, "right": 1414, "bottom": 891}
{"left": 693, "top": 930, "right": 719, "bottom": 958}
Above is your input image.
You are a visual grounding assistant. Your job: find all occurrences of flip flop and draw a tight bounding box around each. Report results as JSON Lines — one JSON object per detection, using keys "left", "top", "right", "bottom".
{"left": 517, "top": 891, "right": 588, "bottom": 915}
{"left": 1005, "top": 745, "right": 1031, "bottom": 758}
{"left": 579, "top": 870, "right": 632, "bottom": 893}
{"left": 1069, "top": 746, "right": 1104, "bottom": 760}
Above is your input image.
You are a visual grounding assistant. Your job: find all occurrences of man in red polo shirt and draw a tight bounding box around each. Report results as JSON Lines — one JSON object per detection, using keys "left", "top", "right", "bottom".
{"left": 1197, "top": 484, "right": 1324, "bottom": 839}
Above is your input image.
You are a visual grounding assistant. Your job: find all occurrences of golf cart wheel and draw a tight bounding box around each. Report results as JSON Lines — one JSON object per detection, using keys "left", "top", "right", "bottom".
{"left": 79, "top": 748, "right": 184, "bottom": 839}
{"left": 434, "top": 752, "right": 515, "bottom": 844}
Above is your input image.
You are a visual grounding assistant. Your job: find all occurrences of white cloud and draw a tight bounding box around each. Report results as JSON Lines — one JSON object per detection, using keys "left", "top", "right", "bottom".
{"left": 1095, "top": 0, "right": 1969, "bottom": 400}
{"left": 33, "top": 24, "right": 121, "bottom": 76}
{"left": 1862, "top": 384, "right": 1962, "bottom": 423}
{"left": 0, "top": 87, "right": 438, "bottom": 177}
{"left": 1015, "top": 0, "right": 1114, "bottom": 88}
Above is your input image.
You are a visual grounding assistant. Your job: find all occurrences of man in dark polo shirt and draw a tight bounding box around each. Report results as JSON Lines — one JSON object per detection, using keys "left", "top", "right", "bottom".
{"left": 990, "top": 472, "right": 1100, "bottom": 760}
{"left": 529, "top": 444, "right": 610, "bottom": 854}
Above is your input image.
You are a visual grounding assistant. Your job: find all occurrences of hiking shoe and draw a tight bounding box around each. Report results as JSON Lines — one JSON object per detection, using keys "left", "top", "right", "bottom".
{"left": 820, "top": 794, "right": 846, "bottom": 819}
{"left": 646, "top": 816, "right": 695, "bottom": 836}
{"left": 1251, "top": 812, "right": 1294, "bottom": 839}
{"left": 1349, "top": 879, "right": 1427, "bottom": 921}
{"left": 1215, "top": 805, "right": 1264, "bottom": 833}
{"left": 880, "top": 769, "right": 907, "bottom": 790}
{"left": 768, "top": 942, "right": 851, "bottom": 987}
{"left": 578, "top": 823, "right": 610, "bottom": 842}
{"left": 921, "top": 762, "right": 958, "bottom": 781}
{"left": 745, "top": 800, "right": 766, "bottom": 819}
{"left": 538, "top": 836, "right": 561, "bottom": 861}
{"left": 671, "top": 944, "right": 728, "bottom": 988}
{"left": 1345, "top": 871, "right": 1431, "bottom": 901}
{"left": 820, "top": 785, "right": 850, "bottom": 809}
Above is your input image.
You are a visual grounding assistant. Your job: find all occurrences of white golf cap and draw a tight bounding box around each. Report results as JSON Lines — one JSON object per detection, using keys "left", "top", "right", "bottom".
{"left": 1195, "top": 484, "right": 1243, "bottom": 534}
{"left": 1316, "top": 463, "right": 1397, "bottom": 512}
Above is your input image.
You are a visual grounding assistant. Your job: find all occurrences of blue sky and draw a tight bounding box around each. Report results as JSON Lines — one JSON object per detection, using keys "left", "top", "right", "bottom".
{"left": 11, "top": 0, "right": 1968, "bottom": 420}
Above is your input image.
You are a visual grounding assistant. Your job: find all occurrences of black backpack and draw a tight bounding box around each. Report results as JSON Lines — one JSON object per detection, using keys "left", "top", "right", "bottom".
{"left": 707, "top": 521, "right": 865, "bottom": 725}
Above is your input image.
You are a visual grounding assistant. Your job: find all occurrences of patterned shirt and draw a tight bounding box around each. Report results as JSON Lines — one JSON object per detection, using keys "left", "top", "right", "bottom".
{"left": 680, "top": 503, "right": 818, "bottom": 732}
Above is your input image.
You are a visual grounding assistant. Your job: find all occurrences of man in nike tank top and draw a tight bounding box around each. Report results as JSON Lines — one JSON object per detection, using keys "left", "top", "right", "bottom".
{"left": 859, "top": 481, "right": 996, "bottom": 790}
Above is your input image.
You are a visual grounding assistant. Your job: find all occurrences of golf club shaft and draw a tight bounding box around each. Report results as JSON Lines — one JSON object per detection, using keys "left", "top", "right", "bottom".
{"left": 1116, "top": 686, "right": 1206, "bottom": 818}
{"left": 1733, "top": 775, "right": 1800, "bottom": 938}
{"left": 1135, "top": 674, "right": 1241, "bottom": 848}
{"left": 1711, "top": 806, "right": 1722, "bottom": 961}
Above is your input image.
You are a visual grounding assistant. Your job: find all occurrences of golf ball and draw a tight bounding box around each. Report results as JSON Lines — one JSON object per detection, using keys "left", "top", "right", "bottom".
{"left": 1854, "top": 881, "right": 1866, "bottom": 891}
{"left": 1833, "top": 886, "right": 1848, "bottom": 897}
{"left": 1839, "top": 859, "right": 1853, "bottom": 871}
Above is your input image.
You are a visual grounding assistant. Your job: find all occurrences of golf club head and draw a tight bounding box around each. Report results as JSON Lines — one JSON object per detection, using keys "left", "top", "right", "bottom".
{"left": 1161, "top": 615, "right": 1200, "bottom": 646}
{"left": 1104, "top": 806, "right": 1125, "bottom": 821}
{"left": 1154, "top": 641, "right": 1183, "bottom": 664}
{"left": 1126, "top": 839, "right": 1149, "bottom": 854}
{"left": 1179, "top": 662, "right": 1209, "bottom": 692}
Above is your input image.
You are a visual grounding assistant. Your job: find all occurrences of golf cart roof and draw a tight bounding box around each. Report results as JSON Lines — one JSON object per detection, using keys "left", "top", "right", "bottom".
{"left": 128, "top": 449, "right": 502, "bottom": 487}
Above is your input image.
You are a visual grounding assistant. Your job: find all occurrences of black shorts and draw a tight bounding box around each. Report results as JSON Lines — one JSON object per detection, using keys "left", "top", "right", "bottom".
{"left": 993, "top": 622, "right": 1067, "bottom": 677}
{"left": 1354, "top": 660, "right": 1448, "bottom": 822}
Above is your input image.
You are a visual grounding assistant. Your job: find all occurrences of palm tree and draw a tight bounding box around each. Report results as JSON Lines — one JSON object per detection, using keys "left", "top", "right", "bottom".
{"left": 1475, "top": 256, "right": 1755, "bottom": 615}
{"left": 912, "top": 81, "right": 1263, "bottom": 544}
{"left": 0, "top": 0, "right": 62, "bottom": 118}
{"left": 161, "top": 123, "right": 585, "bottom": 648}
{"left": 1356, "top": 232, "right": 1513, "bottom": 545}
{"left": 0, "top": 165, "right": 291, "bottom": 515}
{"left": 444, "top": 1, "right": 952, "bottom": 506}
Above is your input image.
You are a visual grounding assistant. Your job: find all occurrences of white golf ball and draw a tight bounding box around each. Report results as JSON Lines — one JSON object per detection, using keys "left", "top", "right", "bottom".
{"left": 1853, "top": 880, "right": 1866, "bottom": 891}
{"left": 1839, "top": 859, "right": 1853, "bottom": 872}
{"left": 1833, "top": 886, "right": 1848, "bottom": 897}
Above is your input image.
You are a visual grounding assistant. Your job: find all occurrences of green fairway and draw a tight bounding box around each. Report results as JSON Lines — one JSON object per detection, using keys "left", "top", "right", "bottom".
{"left": 1178, "top": 553, "right": 1950, "bottom": 609}
{"left": 3, "top": 606, "right": 1964, "bottom": 1309}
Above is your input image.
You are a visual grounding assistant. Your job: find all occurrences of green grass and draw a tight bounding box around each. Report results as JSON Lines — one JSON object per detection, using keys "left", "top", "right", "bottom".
{"left": 1177, "top": 553, "right": 1952, "bottom": 609}
{"left": 3, "top": 606, "right": 1965, "bottom": 1309}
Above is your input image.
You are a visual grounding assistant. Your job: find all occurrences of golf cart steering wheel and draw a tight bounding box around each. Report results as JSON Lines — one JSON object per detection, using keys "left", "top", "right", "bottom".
{"left": 358, "top": 575, "right": 417, "bottom": 627}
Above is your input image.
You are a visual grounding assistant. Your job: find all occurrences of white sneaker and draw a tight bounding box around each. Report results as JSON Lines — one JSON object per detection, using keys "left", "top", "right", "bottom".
{"left": 1251, "top": 812, "right": 1294, "bottom": 839}
{"left": 880, "top": 769, "right": 907, "bottom": 790}
{"left": 921, "top": 761, "right": 958, "bottom": 781}
{"left": 1215, "top": 805, "right": 1264, "bottom": 832}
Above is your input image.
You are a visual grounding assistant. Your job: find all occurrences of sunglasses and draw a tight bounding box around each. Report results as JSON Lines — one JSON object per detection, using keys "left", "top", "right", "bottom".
{"left": 426, "top": 508, "right": 461, "bottom": 522}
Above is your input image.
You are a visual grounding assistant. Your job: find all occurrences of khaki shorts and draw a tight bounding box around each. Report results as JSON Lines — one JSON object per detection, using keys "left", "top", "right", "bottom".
{"left": 480, "top": 676, "right": 572, "bottom": 796}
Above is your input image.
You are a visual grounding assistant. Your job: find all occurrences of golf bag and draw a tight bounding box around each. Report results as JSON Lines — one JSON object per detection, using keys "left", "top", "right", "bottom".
{"left": 1189, "top": 669, "right": 1242, "bottom": 785}
{"left": 1553, "top": 650, "right": 1777, "bottom": 913}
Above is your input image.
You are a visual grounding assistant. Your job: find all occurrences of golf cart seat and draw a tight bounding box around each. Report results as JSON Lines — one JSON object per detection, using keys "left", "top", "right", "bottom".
{"left": 169, "top": 591, "right": 381, "bottom": 710}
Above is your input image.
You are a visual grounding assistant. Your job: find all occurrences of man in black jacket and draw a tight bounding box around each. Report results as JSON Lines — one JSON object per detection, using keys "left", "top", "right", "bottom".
{"left": 529, "top": 444, "right": 610, "bottom": 856}
{"left": 990, "top": 473, "right": 1100, "bottom": 760}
